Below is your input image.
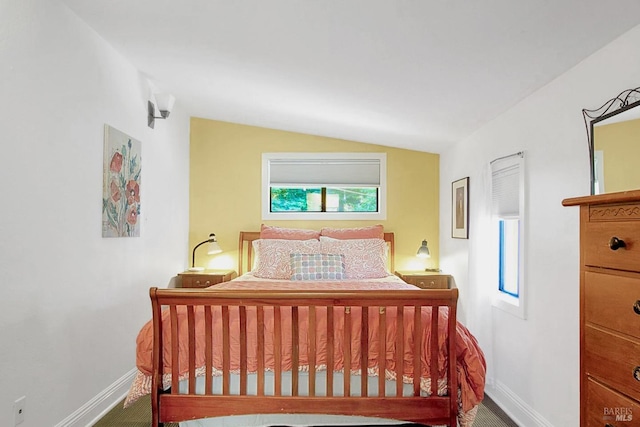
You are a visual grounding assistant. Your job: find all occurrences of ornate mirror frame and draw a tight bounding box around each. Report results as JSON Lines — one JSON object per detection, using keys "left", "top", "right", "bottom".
{"left": 583, "top": 87, "right": 640, "bottom": 195}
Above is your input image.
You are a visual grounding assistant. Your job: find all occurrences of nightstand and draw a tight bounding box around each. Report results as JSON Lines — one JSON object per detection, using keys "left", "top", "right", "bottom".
{"left": 395, "top": 271, "right": 452, "bottom": 289}
{"left": 177, "top": 270, "right": 237, "bottom": 288}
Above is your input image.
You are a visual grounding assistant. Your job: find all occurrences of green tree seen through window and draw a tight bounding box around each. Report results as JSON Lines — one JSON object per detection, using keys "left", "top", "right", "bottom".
{"left": 270, "top": 187, "right": 377, "bottom": 212}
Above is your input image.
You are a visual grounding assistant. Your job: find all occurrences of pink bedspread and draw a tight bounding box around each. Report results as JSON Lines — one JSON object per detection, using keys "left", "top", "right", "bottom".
{"left": 126, "top": 279, "right": 486, "bottom": 416}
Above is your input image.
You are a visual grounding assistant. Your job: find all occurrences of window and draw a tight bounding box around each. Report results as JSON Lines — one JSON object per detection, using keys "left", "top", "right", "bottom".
{"left": 270, "top": 187, "right": 378, "bottom": 213}
{"left": 491, "top": 152, "right": 525, "bottom": 318}
{"left": 498, "top": 219, "right": 519, "bottom": 297}
{"left": 262, "top": 153, "right": 386, "bottom": 220}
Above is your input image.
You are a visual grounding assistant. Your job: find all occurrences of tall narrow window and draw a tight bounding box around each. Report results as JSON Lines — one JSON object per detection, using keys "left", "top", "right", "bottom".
{"left": 262, "top": 153, "right": 386, "bottom": 220}
{"left": 491, "top": 152, "right": 525, "bottom": 318}
{"left": 498, "top": 219, "right": 519, "bottom": 297}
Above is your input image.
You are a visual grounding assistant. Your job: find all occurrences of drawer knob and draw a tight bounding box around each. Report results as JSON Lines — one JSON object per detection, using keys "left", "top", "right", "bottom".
{"left": 635, "top": 300, "right": 640, "bottom": 315}
{"left": 634, "top": 366, "right": 640, "bottom": 382}
{"left": 609, "top": 236, "right": 626, "bottom": 251}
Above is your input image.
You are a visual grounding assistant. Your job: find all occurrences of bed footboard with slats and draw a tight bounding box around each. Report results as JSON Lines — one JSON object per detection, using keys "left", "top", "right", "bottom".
{"left": 150, "top": 288, "right": 459, "bottom": 427}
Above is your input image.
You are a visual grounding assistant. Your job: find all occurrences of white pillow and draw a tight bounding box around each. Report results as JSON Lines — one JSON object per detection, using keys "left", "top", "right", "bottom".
{"left": 251, "top": 239, "right": 260, "bottom": 271}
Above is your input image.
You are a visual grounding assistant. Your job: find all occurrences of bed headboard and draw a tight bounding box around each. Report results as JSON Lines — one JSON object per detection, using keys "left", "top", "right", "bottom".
{"left": 238, "top": 231, "right": 395, "bottom": 276}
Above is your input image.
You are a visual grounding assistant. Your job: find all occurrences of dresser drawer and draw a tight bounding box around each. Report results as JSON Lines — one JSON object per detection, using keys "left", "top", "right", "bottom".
{"left": 585, "top": 325, "right": 640, "bottom": 401}
{"left": 584, "top": 220, "right": 640, "bottom": 272}
{"left": 586, "top": 379, "right": 640, "bottom": 427}
{"left": 181, "top": 276, "right": 219, "bottom": 288}
{"left": 179, "top": 271, "right": 237, "bottom": 288}
{"left": 403, "top": 275, "right": 449, "bottom": 289}
{"left": 585, "top": 271, "right": 640, "bottom": 339}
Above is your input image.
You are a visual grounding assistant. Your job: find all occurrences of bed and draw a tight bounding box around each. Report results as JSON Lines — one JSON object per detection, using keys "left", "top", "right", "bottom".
{"left": 124, "top": 226, "right": 486, "bottom": 427}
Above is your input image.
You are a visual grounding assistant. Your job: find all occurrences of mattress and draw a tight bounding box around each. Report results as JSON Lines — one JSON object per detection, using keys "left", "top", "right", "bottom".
{"left": 178, "top": 370, "right": 422, "bottom": 427}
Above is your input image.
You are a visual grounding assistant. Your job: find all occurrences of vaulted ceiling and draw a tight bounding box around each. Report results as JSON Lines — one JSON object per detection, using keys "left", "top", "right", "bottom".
{"left": 61, "top": 0, "right": 640, "bottom": 153}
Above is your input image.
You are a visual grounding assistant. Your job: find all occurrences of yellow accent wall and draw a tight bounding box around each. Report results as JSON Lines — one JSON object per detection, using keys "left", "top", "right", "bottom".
{"left": 189, "top": 118, "right": 440, "bottom": 273}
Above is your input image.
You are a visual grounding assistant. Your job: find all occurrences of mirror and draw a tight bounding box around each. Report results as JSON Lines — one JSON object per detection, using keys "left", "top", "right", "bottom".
{"left": 584, "top": 87, "right": 640, "bottom": 195}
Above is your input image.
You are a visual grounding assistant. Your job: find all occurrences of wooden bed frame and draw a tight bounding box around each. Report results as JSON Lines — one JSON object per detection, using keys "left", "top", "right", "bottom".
{"left": 150, "top": 232, "right": 460, "bottom": 427}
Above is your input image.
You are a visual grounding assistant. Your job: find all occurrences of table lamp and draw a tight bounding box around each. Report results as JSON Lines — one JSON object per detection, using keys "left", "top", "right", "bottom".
{"left": 189, "top": 233, "right": 222, "bottom": 272}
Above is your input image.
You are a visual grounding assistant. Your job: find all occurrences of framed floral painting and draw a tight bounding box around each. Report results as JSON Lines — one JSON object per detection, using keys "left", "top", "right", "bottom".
{"left": 102, "top": 125, "right": 141, "bottom": 237}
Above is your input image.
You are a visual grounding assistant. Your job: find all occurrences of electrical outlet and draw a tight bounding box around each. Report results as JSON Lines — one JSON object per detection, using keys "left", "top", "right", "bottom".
{"left": 14, "top": 396, "right": 25, "bottom": 426}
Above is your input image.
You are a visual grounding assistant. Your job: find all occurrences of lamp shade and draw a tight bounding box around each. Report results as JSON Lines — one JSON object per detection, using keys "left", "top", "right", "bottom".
{"left": 154, "top": 93, "right": 176, "bottom": 117}
{"left": 207, "top": 240, "right": 222, "bottom": 255}
{"left": 416, "top": 240, "right": 431, "bottom": 258}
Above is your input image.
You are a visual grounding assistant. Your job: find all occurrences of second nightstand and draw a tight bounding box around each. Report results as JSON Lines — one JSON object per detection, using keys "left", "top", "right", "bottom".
{"left": 177, "top": 270, "right": 237, "bottom": 288}
{"left": 395, "top": 271, "right": 452, "bottom": 289}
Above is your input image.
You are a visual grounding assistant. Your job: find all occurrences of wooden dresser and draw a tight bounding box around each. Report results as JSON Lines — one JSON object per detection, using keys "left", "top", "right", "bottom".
{"left": 563, "top": 191, "right": 640, "bottom": 426}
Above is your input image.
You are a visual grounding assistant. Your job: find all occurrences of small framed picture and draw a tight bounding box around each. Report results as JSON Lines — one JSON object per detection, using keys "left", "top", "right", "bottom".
{"left": 452, "top": 177, "right": 469, "bottom": 239}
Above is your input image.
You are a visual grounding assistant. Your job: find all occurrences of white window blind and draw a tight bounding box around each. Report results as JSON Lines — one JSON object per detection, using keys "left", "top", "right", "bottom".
{"left": 269, "top": 159, "right": 381, "bottom": 187}
{"left": 262, "top": 152, "right": 387, "bottom": 220}
{"left": 491, "top": 152, "right": 524, "bottom": 218}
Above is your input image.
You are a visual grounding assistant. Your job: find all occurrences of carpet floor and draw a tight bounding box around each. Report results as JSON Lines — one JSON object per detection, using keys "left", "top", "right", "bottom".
{"left": 93, "top": 394, "right": 518, "bottom": 427}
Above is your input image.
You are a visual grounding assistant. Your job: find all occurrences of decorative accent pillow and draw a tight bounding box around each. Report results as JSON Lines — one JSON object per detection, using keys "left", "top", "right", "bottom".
{"left": 260, "top": 224, "right": 320, "bottom": 240}
{"left": 290, "top": 253, "right": 346, "bottom": 280}
{"left": 319, "top": 238, "right": 389, "bottom": 279}
{"left": 252, "top": 239, "right": 321, "bottom": 279}
{"left": 320, "top": 224, "right": 384, "bottom": 240}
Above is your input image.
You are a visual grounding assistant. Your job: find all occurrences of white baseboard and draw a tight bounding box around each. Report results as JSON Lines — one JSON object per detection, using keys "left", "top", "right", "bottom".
{"left": 53, "top": 368, "right": 137, "bottom": 427}
{"left": 485, "top": 379, "right": 554, "bottom": 427}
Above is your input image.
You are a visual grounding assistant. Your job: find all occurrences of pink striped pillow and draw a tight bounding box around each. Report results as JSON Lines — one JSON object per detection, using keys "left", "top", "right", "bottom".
{"left": 320, "top": 225, "right": 384, "bottom": 240}
{"left": 260, "top": 224, "right": 320, "bottom": 240}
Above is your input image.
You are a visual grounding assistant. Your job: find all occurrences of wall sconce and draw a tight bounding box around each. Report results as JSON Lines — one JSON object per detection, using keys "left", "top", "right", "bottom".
{"left": 189, "top": 233, "right": 223, "bottom": 271}
{"left": 147, "top": 93, "right": 176, "bottom": 129}
{"left": 416, "top": 239, "right": 431, "bottom": 258}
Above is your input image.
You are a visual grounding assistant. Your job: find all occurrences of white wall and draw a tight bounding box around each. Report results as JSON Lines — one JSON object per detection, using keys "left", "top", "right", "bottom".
{"left": 440, "top": 24, "right": 640, "bottom": 427}
{"left": 0, "top": 1, "right": 190, "bottom": 426}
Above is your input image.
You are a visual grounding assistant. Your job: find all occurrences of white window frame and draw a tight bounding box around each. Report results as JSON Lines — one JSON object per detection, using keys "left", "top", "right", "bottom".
{"left": 262, "top": 152, "right": 387, "bottom": 220}
{"left": 491, "top": 152, "right": 526, "bottom": 319}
